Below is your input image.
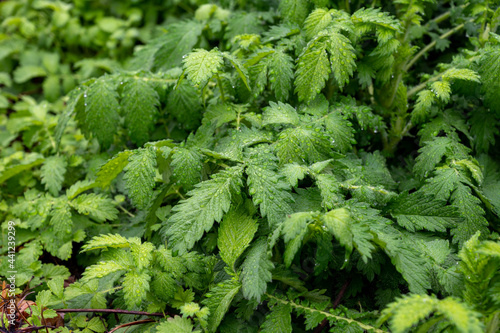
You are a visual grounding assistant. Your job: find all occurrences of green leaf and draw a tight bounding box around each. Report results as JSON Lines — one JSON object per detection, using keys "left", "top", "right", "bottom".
{"left": 323, "top": 112, "right": 355, "bottom": 153}
{"left": 47, "top": 276, "right": 65, "bottom": 299}
{"left": 295, "top": 40, "right": 330, "bottom": 102}
{"left": 388, "top": 243, "right": 431, "bottom": 294}
{"left": 260, "top": 303, "right": 293, "bottom": 333}
{"left": 70, "top": 193, "right": 118, "bottom": 222}
{"left": 420, "top": 167, "right": 463, "bottom": 201}
{"left": 470, "top": 109, "right": 498, "bottom": 153}
{"left": 451, "top": 184, "right": 489, "bottom": 245}
{"left": 478, "top": 47, "right": 500, "bottom": 112}
{"left": 282, "top": 212, "right": 315, "bottom": 243}
{"left": 171, "top": 147, "right": 203, "bottom": 190}
{"left": 123, "top": 270, "right": 151, "bottom": 308}
{"left": 304, "top": 8, "right": 333, "bottom": 39}
{"left": 374, "top": 224, "right": 431, "bottom": 294}
{"left": 389, "top": 192, "right": 458, "bottom": 232}
{"left": 121, "top": 79, "right": 159, "bottom": 145}
{"left": 262, "top": 101, "right": 299, "bottom": 127}
{"left": 183, "top": 48, "right": 224, "bottom": 86}
{"left": 431, "top": 80, "right": 451, "bottom": 102}
{"left": 153, "top": 21, "right": 204, "bottom": 70}
{"left": 130, "top": 242, "right": 154, "bottom": 270}
{"left": 279, "top": 0, "right": 309, "bottom": 25}
{"left": 281, "top": 163, "right": 308, "bottom": 187}
{"left": 246, "top": 148, "right": 294, "bottom": 228}
{"left": 442, "top": 68, "right": 480, "bottom": 83}
{"left": 413, "top": 137, "right": 451, "bottom": 178}
{"left": 49, "top": 200, "right": 73, "bottom": 238}
{"left": 156, "top": 316, "right": 194, "bottom": 333}
{"left": 165, "top": 165, "right": 244, "bottom": 254}
{"left": 282, "top": 212, "right": 315, "bottom": 267}
{"left": 240, "top": 238, "right": 274, "bottom": 302}
{"left": 13, "top": 65, "right": 47, "bottom": 83}
{"left": 351, "top": 7, "right": 402, "bottom": 35}
{"left": 222, "top": 52, "right": 251, "bottom": 91}
{"left": 275, "top": 127, "right": 332, "bottom": 165}
{"left": 151, "top": 270, "right": 177, "bottom": 301}
{"left": 268, "top": 50, "right": 294, "bottom": 101}
{"left": 124, "top": 147, "right": 157, "bottom": 209}
{"left": 434, "top": 298, "right": 484, "bottom": 333}
{"left": 378, "top": 294, "right": 483, "bottom": 333}
{"left": 81, "top": 234, "right": 131, "bottom": 252}
{"left": 95, "top": 151, "right": 134, "bottom": 189}
{"left": 167, "top": 81, "right": 202, "bottom": 130}
{"left": 84, "top": 79, "right": 120, "bottom": 148}
{"left": 82, "top": 261, "right": 126, "bottom": 281}
{"left": 411, "top": 89, "right": 436, "bottom": 124}
{"left": 324, "top": 31, "right": 356, "bottom": 88}
{"left": 322, "top": 208, "right": 353, "bottom": 256}
{"left": 55, "top": 90, "right": 83, "bottom": 150}
{"left": 217, "top": 206, "right": 258, "bottom": 269}
{"left": 202, "top": 277, "right": 241, "bottom": 333}
{"left": 203, "top": 103, "right": 237, "bottom": 128}
{"left": 41, "top": 156, "right": 67, "bottom": 196}
{"left": 0, "top": 158, "right": 45, "bottom": 184}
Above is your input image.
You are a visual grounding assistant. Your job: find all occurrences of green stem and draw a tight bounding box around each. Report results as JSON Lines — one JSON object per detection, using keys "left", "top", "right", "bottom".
{"left": 405, "top": 20, "right": 470, "bottom": 71}
{"left": 118, "top": 205, "right": 135, "bottom": 217}
{"left": 425, "top": 3, "right": 469, "bottom": 27}
{"left": 216, "top": 73, "right": 226, "bottom": 103}
{"left": 265, "top": 294, "right": 387, "bottom": 333}
{"left": 407, "top": 72, "right": 445, "bottom": 97}
{"left": 344, "top": 0, "right": 350, "bottom": 13}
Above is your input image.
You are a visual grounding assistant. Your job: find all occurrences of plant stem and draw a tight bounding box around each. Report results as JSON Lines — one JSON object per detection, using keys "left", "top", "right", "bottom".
{"left": 407, "top": 72, "right": 445, "bottom": 97}
{"left": 265, "top": 293, "right": 387, "bottom": 333}
{"left": 405, "top": 20, "right": 470, "bottom": 71}
{"left": 108, "top": 319, "right": 156, "bottom": 333}
{"left": 117, "top": 204, "right": 135, "bottom": 217}
{"left": 216, "top": 73, "right": 226, "bottom": 103}
{"left": 55, "top": 308, "right": 167, "bottom": 317}
{"left": 313, "top": 279, "right": 351, "bottom": 333}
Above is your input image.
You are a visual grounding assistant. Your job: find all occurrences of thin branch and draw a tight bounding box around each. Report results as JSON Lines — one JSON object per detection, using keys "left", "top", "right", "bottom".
{"left": 216, "top": 73, "right": 226, "bottom": 103}
{"left": 55, "top": 308, "right": 167, "bottom": 317}
{"left": 405, "top": 20, "right": 472, "bottom": 71}
{"left": 18, "top": 325, "right": 56, "bottom": 332}
{"left": 117, "top": 204, "right": 135, "bottom": 217}
{"left": 108, "top": 319, "right": 156, "bottom": 333}
{"left": 332, "top": 280, "right": 351, "bottom": 309}
{"left": 407, "top": 71, "right": 445, "bottom": 97}
{"left": 266, "top": 293, "right": 387, "bottom": 333}
{"left": 313, "top": 279, "right": 351, "bottom": 333}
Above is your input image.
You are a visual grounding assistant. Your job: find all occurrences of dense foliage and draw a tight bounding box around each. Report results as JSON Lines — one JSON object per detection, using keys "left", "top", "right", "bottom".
{"left": 1, "top": 0, "right": 500, "bottom": 332}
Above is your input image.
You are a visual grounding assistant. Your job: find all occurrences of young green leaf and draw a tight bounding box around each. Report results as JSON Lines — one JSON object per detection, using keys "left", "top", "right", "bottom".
{"left": 246, "top": 148, "right": 294, "bottom": 228}
{"left": 295, "top": 41, "right": 330, "bottom": 102}
{"left": 124, "top": 147, "right": 157, "bottom": 209}
{"left": 183, "top": 48, "right": 224, "bottom": 87}
{"left": 240, "top": 238, "right": 274, "bottom": 302}
{"left": 217, "top": 206, "right": 258, "bottom": 269}
{"left": 202, "top": 277, "right": 241, "bottom": 333}
{"left": 41, "top": 156, "right": 67, "bottom": 196}
{"left": 121, "top": 79, "right": 159, "bottom": 145}
{"left": 164, "top": 165, "right": 244, "bottom": 254}
{"left": 268, "top": 49, "right": 294, "bottom": 101}
{"left": 84, "top": 79, "right": 120, "bottom": 148}
{"left": 95, "top": 151, "right": 134, "bottom": 189}
{"left": 260, "top": 303, "right": 293, "bottom": 333}
{"left": 69, "top": 193, "right": 118, "bottom": 223}
{"left": 171, "top": 147, "right": 203, "bottom": 190}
